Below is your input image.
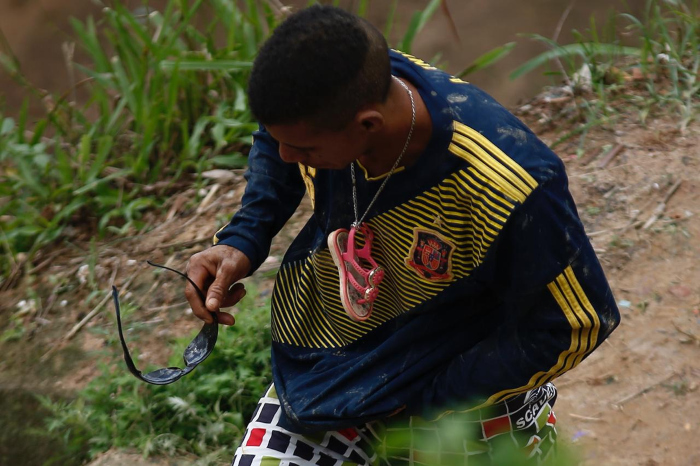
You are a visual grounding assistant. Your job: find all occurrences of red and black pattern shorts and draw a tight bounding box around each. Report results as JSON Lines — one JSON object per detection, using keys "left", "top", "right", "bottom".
{"left": 231, "top": 384, "right": 558, "bottom": 466}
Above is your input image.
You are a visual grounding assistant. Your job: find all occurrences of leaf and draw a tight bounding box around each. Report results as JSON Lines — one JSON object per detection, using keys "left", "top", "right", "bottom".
{"left": 398, "top": 0, "right": 443, "bottom": 52}
{"left": 383, "top": 0, "right": 399, "bottom": 39}
{"left": 85, "top": 136, "right": 114, "bottom": 183}
{"left": 159, "top": 59, "right": 253, "bottom": 72}
{"left": 13, "top": 154, "right": 49, "bottom": 199}
{"left": 73, "top": 169, "right": 129, "bottom": 195}
{"left": 457, "top": 42, "right": 517, "bottom": 78}
{"left": 511, "top": 43, "right": 642, "bottom": 80}
{"left": 209, "top": 154, "right": 247, "bottom": 169}
{"left": 0, "top": 117, "right": 14, "bottom": 135}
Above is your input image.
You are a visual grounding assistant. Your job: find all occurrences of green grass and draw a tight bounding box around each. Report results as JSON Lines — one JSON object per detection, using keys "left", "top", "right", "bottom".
{"left": 5, "top": 0, "right": 698, "bottom": 281}
{"left": 513, "top": 0, "right": 700, "bottom": 149}
{"left": 0, "top": 0, "right": 500, "bottom": 284}
{"left": 40, "top": 288, "right": 272, "bottom": 463}
{"left": 0, "top": 0, "right": 265, "bottom": 280}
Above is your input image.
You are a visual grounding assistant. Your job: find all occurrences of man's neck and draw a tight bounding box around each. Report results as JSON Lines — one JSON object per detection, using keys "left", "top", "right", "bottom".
{"left": 358, "top": 78, "right": 432, "bottom": 178}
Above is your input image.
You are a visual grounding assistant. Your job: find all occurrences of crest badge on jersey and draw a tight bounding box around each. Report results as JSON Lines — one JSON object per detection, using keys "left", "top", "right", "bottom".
{"left": 406, "top": 228, "right": 455, "bottom": 281}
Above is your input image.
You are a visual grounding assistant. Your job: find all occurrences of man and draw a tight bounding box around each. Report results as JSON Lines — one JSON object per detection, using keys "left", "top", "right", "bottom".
{"left": 185, "top": 5, "right": 620, "bottom": 465}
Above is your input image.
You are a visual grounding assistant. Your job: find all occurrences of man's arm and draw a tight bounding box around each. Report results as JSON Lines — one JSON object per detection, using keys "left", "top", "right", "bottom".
{"left": 419, "top": 177, "right": 621, "bottom": 413}
{"left": 186, "top": 126, "right": 306, "bottom": 323}
{"left": 213, "top": 126, "right": 306, "bottom": 271}
{"left": 420, "top": 245, "right": 619, "bottom": 413}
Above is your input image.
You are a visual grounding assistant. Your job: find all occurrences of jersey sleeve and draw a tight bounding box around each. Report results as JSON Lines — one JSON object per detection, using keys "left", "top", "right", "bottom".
{"left": 418, "top": 171, "right": 621, "bottom": 414}
{"left": 213, "top": 125, "right": 306, "bottom": 273}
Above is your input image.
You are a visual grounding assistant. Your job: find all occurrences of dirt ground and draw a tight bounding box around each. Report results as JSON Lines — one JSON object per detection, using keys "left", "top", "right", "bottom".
{"left": 1, "top": 88, "right": 699, "bottom": 466}
{"left": 521, "top": 105, "right": 700, "bottom": 465}
{"left": 1, "top": 2, "right": 699, "bottom": 466}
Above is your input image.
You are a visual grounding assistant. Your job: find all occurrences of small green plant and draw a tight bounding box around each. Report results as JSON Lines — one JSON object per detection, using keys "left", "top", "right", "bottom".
{"left": 512, "top": 0, "right": 700, "bottom": 147}
{"left": 1, "top": 0, "right": 506, "bottom": 283}
{"left": 40, "top": 289, "right": 272, "bottom": 462}
{"left": 625, "top": 0, "right": 700, "bottom": 130}
{"left": 663, "top": 377, "right": 692, "bottom": 396}
{"left": 380, "top": 409, "right": 581, "bottom": 465}
{"left": 0, "top": 0, "right": 265, "bottom": 279}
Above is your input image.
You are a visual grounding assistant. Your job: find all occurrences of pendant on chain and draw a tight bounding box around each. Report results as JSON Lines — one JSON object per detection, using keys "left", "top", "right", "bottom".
{"left": 327, "top": 76, "right": 416, "bottom": 322}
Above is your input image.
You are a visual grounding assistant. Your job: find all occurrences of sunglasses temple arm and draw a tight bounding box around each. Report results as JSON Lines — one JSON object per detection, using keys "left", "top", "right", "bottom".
{"left": 146, "top": 261, "right": 217, "bottom": 323}
{"left": 146, "top": 261, "right": 207, "bottom": 305}
{"left": 111, "top": 286, "right": 150, "bottom": 381}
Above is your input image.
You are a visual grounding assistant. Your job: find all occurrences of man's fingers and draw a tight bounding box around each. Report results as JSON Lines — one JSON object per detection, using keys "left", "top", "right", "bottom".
{"left": 185, "top": 247, "right": 252, "bottom": 325}
{"left": 186, "top": 281, "right": 214, "bottom": 324}
{"left": 215, "top": 311, "right": 235, "bottom": 326}
{"left": 186, "top": 256, "right": 217, "bottom": 324}
{"left": 220, "top": 283, "right": 247, "bottom": 308}
{"left": 205, "top": 271, "right": 237, "bottom": 313}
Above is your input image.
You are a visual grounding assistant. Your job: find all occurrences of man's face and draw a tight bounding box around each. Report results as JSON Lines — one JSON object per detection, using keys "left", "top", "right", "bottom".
{"left": 265, "top": 119, "right": 367, "bottom": 170}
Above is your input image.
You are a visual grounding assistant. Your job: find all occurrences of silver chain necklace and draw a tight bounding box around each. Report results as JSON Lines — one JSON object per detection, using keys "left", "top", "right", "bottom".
{"left": 351, "top": 75, "right": 416, "bottom": 228}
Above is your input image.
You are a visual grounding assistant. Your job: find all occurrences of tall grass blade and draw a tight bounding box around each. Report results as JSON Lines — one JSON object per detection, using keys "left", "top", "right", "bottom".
{"left": 458, "top": 42, "right": 517, "bottom": 78}
{"left": 159, "top": 59, "right": 253, "bottom": 71}
{"left": 398, "top": 0, "right": 441, "bottom": 52}
{"left": 511, "top": 42, "right": 641, "bottom": 79}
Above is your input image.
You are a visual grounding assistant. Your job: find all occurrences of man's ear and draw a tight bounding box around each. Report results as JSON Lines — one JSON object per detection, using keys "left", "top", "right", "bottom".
{"left": 356, "top": 109, "right": 384, "bottom": 133}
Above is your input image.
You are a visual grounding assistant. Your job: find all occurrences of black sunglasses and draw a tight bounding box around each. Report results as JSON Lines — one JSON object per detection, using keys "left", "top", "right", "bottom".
{"left": 112, "top": 261, "right": 218, "bottom": 385}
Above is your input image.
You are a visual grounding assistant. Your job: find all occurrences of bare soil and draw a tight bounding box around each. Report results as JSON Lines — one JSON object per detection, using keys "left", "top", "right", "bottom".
{"left": 517, "top": 95, "right": 700, "bottom": 466}
{"left": 2, "top": 87, "right": 699, "bottom": 465}
{"left": 1, "top": 2, "right": 699, "bottom": 466}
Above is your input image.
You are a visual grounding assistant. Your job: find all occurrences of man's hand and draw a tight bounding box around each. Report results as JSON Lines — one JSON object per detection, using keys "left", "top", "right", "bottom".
{"left": 185, "top": 246, "right": 252, "bottom": 326}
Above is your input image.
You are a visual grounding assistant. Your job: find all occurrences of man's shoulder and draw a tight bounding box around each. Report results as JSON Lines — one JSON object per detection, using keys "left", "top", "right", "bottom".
{"left": 389, "top": 49, "right": 477, "bottom": 98}
{"left": 389, "top": 51, "right": 564, "bottom": 187}
{"left": 389, "top": 50, "right": 524, "bottom": 136}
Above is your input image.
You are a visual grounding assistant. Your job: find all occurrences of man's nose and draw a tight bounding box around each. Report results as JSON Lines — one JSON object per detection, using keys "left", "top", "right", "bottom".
{"left": 279, "top": 144, "right": 307, "bottom": 163}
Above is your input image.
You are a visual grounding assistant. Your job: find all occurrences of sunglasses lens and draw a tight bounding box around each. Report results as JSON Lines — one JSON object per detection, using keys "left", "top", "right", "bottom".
{"left": 183, "top": 322, "right": 218, "bottom": 366}
{"left": 141, "top": 367, "right": 186, "bottom": 385}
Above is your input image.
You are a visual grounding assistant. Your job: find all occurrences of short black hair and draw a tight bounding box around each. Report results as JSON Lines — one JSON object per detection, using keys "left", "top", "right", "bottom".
{"left": 247, "top": 5, "right": 391, "bottom": 129}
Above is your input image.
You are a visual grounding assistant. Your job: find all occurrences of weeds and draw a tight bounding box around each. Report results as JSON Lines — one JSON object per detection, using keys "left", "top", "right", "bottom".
{"left": 0, "top": 0, "right": 487, "bottom": 284}
{"left": 40, "top": 289, "right": 272, "bottom": 462}
{"left": 513, "top": 0, "right": 700, "bottom": 147}
{"left": 0, "top": 0, "right": 264, "bottom": 280}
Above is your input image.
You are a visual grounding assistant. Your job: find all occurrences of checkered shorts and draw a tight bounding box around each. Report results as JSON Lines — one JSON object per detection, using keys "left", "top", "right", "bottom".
{"left": 231, "top": 384, "right": 557, "bottom": 466}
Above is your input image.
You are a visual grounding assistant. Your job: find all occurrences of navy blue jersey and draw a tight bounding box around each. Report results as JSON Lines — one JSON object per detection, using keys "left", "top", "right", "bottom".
{"left": 214, "top": 50, "right": 620, "bottom": 433}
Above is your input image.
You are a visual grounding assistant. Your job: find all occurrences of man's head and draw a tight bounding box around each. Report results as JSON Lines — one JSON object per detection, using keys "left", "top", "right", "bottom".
{"left": 248, "top": 6, "right": 405, "bottom": 170}
{"left": 248, "top": 5, "right": 391, "bottom": 130}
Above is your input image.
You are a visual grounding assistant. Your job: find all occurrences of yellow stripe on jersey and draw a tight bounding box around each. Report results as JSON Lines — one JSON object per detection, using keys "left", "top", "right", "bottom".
{"left": 449, "top": 122, "right": 538, "bottom": 204}
{"left": 453, "top": 122, "right": 538, "bottom": 191}
{"left": 212, "top": 223, "right": 227, "bottom": 245}
{"left": 356, "top": 159, "right": 406, "bottom": 181}
{"left": 458, "top": 265, "right": 601, "bottom": 413}
{"left": 392, "top": 50, "right": 438, "bottom": 70}
{"left": 392, "top": 50, "right": 466, "bottom": 83}
{"left": 271, "top": 121, "right": 540, "bottom": 348}
{"left": 452, "top": 134, "right": 533, "bottom": 200}
{"left": 298, "top": 163, "right": 317, "bottom": 209}
{"left": 450, "top": 142, "right": 525, "bottom": 203}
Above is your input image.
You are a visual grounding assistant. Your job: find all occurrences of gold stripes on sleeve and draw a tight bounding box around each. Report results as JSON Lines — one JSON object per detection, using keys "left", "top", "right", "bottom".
{"left": 212, "top": 223, "right": 228, "bottom": 245}
{"left": 392, "top": 50, "right": 438, "bottom": 70}
{"left": 465, "top": 265, "right": 602, "bottom": 411}
{"left": 450, "top": 122, "right": 538, "bottom": 204}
